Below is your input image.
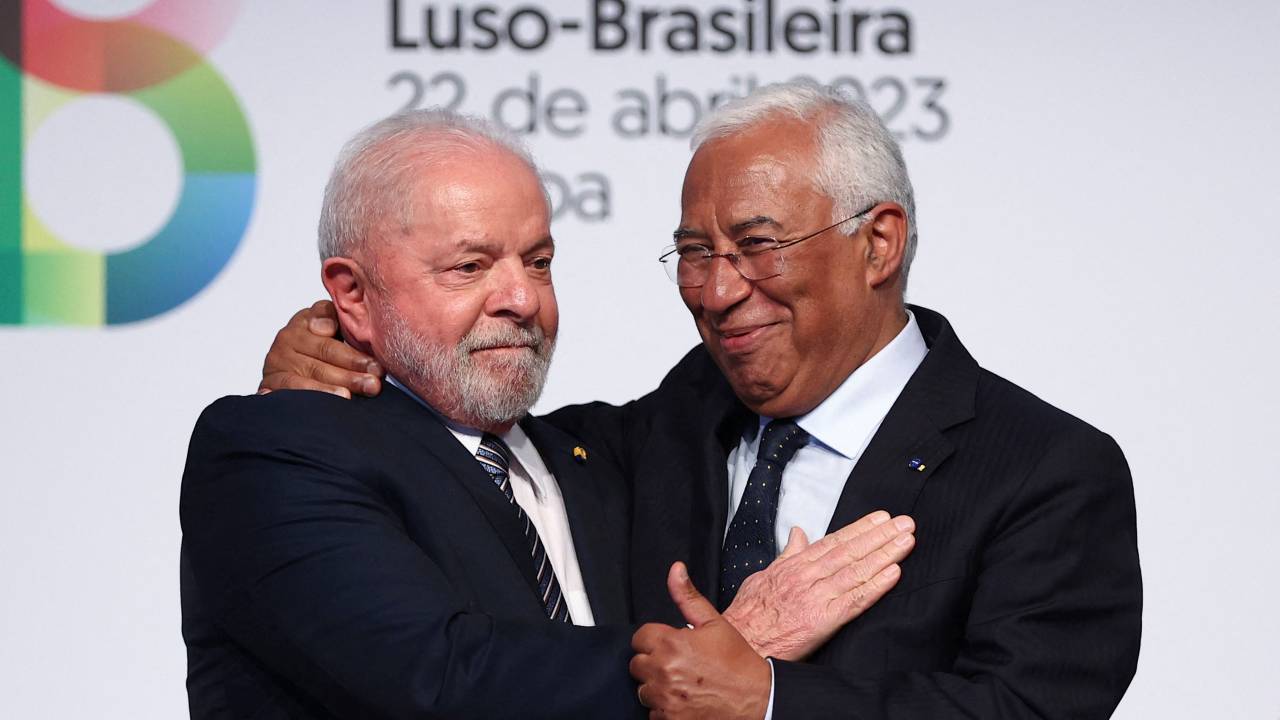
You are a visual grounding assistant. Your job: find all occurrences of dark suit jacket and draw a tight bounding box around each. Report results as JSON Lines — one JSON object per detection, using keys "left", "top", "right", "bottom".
{"left": 547, "top": 305, "right": 1142, "bottom": 719}
{"left": 180, "top": 385, "right": 639, "bottom": 719}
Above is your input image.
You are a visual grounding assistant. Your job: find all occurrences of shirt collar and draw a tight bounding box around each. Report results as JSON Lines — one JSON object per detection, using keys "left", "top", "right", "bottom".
{"left": 759, "top": 310, "right": 928, "bottom": 459}
{"left": 384, "top": 375, "right": 548, "bottom": 497}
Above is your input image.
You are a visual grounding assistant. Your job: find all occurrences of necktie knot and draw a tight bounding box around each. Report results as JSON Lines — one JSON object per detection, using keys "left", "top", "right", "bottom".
{"left": 478, "top": 433, "right": 511, "bottom": 472}
{"left": 757, "top": 419, "right": 810, "bottom": 466}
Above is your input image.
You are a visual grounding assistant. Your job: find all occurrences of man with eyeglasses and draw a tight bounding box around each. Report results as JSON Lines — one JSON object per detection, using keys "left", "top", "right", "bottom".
{"left": 260, "top": 80, "right": 1142, "bottom": 719}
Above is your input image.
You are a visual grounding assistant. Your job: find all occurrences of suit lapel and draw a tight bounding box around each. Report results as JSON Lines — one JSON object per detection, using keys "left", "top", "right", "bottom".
{"left": 522, "top": 417, "right": 630, "bottom": 624}
{"left": 371, "top": 387, "right": 544, "bottom": 603}
{"left": 825, "top": 405, "right": 956, "bottom": 529}
{"left": 825, "top": 306, "right": 979, "bottom": 533}
{"left": 690, "top": 389, "right": 754, "bottom": 608}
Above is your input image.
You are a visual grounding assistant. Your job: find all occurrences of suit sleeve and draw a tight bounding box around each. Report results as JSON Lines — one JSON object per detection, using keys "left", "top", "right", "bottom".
{"left": 542, "top": 346, "right": 716, "bottom": 481}
{"left": 180, "top": 396, "right": 641, "bottom": 719}
{"left": 771, "top": 428, "right": 1142, "bottom": 719}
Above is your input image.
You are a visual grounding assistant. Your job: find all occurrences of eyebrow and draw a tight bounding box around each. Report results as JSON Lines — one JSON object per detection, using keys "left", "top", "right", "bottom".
{"left": 450, "top": 235, "right": 555, "bottom": 254}
{"left": 672, "top": 215, "right": 781, "bottom": 241}
{"left": 525, "top": 235, "right": 555, "bottom": 254}
{"left": 730, "top": 216, "right": 780, "bottom": 234}
{"left": 451, "top": 236, "right": 502, "bottom": 254}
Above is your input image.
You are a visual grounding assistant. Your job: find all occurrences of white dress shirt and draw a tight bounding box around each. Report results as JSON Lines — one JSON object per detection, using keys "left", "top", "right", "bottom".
{"left": 385, "top": 376, "right": 595, "bottom": 626}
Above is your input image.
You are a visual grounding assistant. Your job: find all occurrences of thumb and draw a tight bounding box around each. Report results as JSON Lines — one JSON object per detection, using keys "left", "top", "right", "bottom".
{"left": 778, "top": 526, "right": 810, "bottom": 560}
{"left": 667, "top": 561, "right": 719, "bottom": 628}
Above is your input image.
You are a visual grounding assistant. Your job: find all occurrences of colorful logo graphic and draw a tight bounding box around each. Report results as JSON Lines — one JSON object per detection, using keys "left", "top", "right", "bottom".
{"left": 1, "top": 0, "right": 255, "bottom": 325}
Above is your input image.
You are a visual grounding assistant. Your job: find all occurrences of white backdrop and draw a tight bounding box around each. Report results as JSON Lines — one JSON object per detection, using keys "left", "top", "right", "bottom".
{"left": 3, "top": 1, "right": 1279, "bottom": 717}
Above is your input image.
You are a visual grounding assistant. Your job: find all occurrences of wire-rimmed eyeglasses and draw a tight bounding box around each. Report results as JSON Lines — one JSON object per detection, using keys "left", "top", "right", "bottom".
{"left": 658, "top": 204, "right": 877, "bottom": 288}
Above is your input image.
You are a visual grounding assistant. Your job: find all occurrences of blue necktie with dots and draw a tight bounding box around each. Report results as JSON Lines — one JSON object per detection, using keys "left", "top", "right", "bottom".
{"left": 476, "top": 433, "right": 571, "bottom": 622}
{"left": 718, "top": 418, "right": 810, "bottom": 608}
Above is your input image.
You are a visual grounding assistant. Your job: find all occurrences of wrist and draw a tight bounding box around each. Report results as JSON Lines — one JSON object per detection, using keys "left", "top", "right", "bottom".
{"left": 744, "top": 654, "right": 772, "bottom": 719}
{"left": 723, "top": 607, "right": 766, "bottom": 655}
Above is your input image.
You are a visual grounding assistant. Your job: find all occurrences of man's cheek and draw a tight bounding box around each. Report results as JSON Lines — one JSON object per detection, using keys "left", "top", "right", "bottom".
{"left": 538, "top": 288, "right": 559, "bottom": 328}
{"left": 679, "top": 290, "right": 702, "bottom": 316}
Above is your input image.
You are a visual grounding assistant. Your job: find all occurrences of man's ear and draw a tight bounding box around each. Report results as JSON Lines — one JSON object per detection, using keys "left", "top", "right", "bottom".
{"left": 321, "top": 257, "right": 376, "bottom": 346}
{"left": 863, "top": 203, "right": 909, "bottom": 289}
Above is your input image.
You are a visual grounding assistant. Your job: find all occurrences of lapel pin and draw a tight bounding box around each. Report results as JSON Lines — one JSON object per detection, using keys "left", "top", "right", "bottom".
{"left": 572, "top": 446, "right": 588, "bottom": 463}
{"left": 907, "top": 457, "right": 927, "bottom": 472}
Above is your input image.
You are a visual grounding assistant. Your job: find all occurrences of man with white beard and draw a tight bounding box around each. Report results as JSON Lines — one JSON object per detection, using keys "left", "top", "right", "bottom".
{"left": 179, "top": 109, "right": 917, "bottom": 719}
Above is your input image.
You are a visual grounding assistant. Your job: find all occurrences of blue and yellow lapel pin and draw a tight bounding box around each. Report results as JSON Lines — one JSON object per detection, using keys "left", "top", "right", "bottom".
{"left": 572, "top": 446, "right": 588, "bottom": 463}
{"left": 907, "top": 457, "right": 927, "bottom": 472}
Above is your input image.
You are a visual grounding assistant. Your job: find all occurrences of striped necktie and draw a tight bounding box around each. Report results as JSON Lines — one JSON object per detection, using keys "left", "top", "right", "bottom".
{"left": 476, "top": 433, "right": 572, "bottom": 623}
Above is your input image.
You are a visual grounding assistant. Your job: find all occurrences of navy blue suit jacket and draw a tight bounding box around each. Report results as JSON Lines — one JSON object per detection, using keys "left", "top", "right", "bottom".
{"left": 180, "top": 385, "right": 638, "bottom": 718}
{"left": 547, "top": 306, "right": 1143, "bottom": 719}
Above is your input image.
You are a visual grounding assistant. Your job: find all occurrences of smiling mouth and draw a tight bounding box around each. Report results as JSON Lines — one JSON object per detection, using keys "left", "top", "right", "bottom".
{"left": 715, "top": 323, "right": 778, "bottom": 353}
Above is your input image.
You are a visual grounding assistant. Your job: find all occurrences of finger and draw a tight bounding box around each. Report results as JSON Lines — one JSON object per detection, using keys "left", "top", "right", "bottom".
{"left": 777, "top": 527, "right": 810, "bottom": 559}
{"left": 801, "top": 515, "right": 915, "bottom": 581}
{"left": 306, "top": 300, "right": 340, "bottom": 337}
{"left": 817, "top": 532, "right": 914, "bottom": 597}
{"left": 308, "top": 299, "right": 338, "bottom": 321}
{"left": 837, "top": 515, "right": 915, "bottom": 566}
{"left": 787, "top": 510, "right": 892, "bottom": 563}
{"left": 262, "top": 308, "right": 319, "bottom": 378}
{"left": 632, "top": 623, "right": 669, "bottom": 654}
{"left": 629, "top": 653, "right": 653, "bottom": 683}
{"left": 275, "top": 305, "right": 381, "bottom": 378}
{"left": 285, "top": 305, "right": 312, "bottom": 331}
{"left": 291, "top": 355, "right": 382, "bottom": 397}
{"left": 260, "top": 364, "right": 355, "bottom": 397}
{"left": 260, "top": 371, "right": 351, "bottom": 399}
{"left": 666, "top": 562, "right": 719, "bottom": 628}
{"left": 263, "top": 309, "right": 379, "bottom": 384}
{"left": 315, "top": 333, "right": 383, "bottom": 376}
{"left": 304, "top": 300, "right": 374, "bottom": 371}
{"left": 308, "top": 316, "right": 339, "bottom": 337}
{"left": 829, "top": 563, "right": 902, "bottom": 620}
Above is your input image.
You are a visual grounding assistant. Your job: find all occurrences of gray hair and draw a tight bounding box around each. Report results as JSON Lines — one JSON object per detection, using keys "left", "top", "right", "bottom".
{"left": 318, "top": 109, "right": 544, "bottom": 262}
{"left": 690, "top": 79, "right": 918, "bottom": 287}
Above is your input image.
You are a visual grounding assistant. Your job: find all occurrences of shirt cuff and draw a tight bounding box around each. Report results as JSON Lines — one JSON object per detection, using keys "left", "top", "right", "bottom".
{"left": 763, "top": 657, "right": 776, "bottom": 720}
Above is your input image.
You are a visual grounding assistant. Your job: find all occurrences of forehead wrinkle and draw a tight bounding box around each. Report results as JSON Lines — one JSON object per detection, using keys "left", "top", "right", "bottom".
{"left": 691, "top": 129, "right": 827, "bottom": 232}
{"left": 698, "top": 165, "right": 812, "bottom": 235}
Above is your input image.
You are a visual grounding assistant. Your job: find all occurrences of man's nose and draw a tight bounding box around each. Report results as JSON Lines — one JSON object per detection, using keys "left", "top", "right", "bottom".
{"left": 485, "top": 259, "right": 540, "bottom": 322}
{"left": 699, "top": 255, "right": 752, "bottom": 314}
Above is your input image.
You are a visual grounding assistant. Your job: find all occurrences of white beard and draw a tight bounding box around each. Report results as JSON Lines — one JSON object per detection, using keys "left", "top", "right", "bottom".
{"left": 379, "top": 303, "right": 555, "bottom": 429}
